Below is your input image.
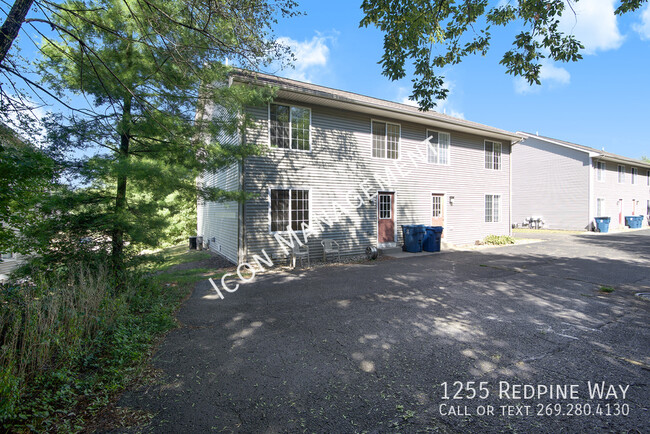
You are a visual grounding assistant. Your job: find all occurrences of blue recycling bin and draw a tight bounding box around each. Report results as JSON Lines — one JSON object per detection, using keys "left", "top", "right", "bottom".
{"left": 423, "top": 226, "right": 444, "bottom": 252}
{"left": 594, "top": 217, "right": 610, "bottom": 233}
{"left": 627, "top": 216, "right": 643, "bottom": 228}
{"left": 402, "top": 225, "right": 426, "bottom": 252}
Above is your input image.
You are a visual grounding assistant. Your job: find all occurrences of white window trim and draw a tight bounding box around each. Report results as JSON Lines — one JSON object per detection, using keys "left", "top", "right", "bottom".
{"left": 617, "top": 165, "right": 625, "bottom": 184}
{"left": 484, "top": 193, "right": 502, "bottom": 223}
{"left": 370, "top": 119, "right": 401, "bottom": 160}
{"left": 484, "top": 140, "right": 503, "bottom": 171}
{"left": 596, "top": 161, "right": 606, "bottom": 182}
{"left": 631, "top": 167, "right": 638, "bottom": 185}
{"left": 376, "top": 190, "right": 397, "bottom": 246}
{"left": 596, "top": 198, "right": 605, "bottom": 217}
{"left": 426, "top": 129, "right": 451, "bottom": 166}
{"left": 267, "top": 186, "right": 312, "bottom": 234}
{"left": 267, "top": 103, "right": 312, "bottom": 153}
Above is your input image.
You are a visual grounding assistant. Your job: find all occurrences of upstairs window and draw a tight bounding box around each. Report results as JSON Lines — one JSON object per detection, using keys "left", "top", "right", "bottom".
{"left": 270, "top": 189, "right": 309, "bottom": 232}
{"left": 596, "top": 161, "right": 606, "bottom": 182}
{"left": 618, "top": 165, "right": 625, "bottom": 183}
{"left": 485, "top": 140, "right": 502, "bottom": 170}
{"left": 427, "top": 130, "right": 450, "bottom": 165}
{"left": 631, "top": 168, "right": 638, "bottom": 184}
{"left": 372, "top": 121, "right": 400, "bottom": 159}
{"left": 485, "top": 194, "right": 501, "bottom": 223}
{"left": 269, "top": 104, "right": 310, "bottom": 151}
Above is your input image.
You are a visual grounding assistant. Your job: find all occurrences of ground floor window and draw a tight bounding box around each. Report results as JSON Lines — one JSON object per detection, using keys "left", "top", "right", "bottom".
{"left": 485, "top": 194, "right": 500, "bottom": 222}
{"left": 270, "top": 189, "right": 309, "bottom": 232}
{"left": 596, "top": 198, "right": 605, "bottom": 217}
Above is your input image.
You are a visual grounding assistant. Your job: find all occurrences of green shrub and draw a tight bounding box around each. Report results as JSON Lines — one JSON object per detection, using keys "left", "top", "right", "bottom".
{"left": 483, "top": 235, "right": 516, "bottom": 245}
{"left": 0, "top": 257, "right": 189, "bottom": 431}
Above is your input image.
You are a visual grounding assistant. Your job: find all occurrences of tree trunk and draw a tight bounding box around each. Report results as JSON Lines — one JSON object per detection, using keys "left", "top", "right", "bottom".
{"left": 111, "top": 92, "right": 131, "bottom": 279}
{"left": 0, "top": 0, "right": 35, "bottom": 65}
{"left": 111, "top": 37, "right": 134, "bottom": 283}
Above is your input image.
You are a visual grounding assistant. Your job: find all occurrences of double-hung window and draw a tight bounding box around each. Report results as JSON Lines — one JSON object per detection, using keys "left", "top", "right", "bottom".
{"left": 372, "top": 121, "right": 399, "bottom": 159}
{"left": 427, "top": 130, "right": 450, "bottom": 165}
{"left": 485, "top": 194, "right": 501, "bottom": 222}
{"left": 270, "top": 189, "right": 310, "bottom": 232}
{"left": 617, "top": 165, "right": 625, "bottom": 183}
{"left": 631, "top": 168, "right": 638, "bottom": 184}
{"left": 485, "top": 141, "right": 502, "bottom": 170}
{"left": 269, "top": 104, "right": 310, "bottom": 150}
{"left": 596, "top": 161, "right": 606, "bottom": 182}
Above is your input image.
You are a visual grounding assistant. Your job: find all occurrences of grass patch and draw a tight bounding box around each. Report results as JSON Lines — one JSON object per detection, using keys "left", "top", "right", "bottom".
{"left": 483, "top": 235, "right": 516, "bottom": 245}
{"left": 0, "top": 244, "right": 210, "bottom": 432}
{"left": 599, "top": 285, "right": 615, "bottom": 293}
{"left": 153, "top": 268, "right": 226, "bottom": 286}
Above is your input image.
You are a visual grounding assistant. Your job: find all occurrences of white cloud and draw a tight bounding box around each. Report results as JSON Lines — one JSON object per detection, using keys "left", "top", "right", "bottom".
{"left": 276, "top": 33, "right": 335, "bottom": 82}
{"left": 514, "top": 60, "right": 570, "bottom": 94}
{"left": 633, "top": 3, "right": 650, "bottom": 40}
{"left": 558, "top": 0, "right": 624, "bottom": 54}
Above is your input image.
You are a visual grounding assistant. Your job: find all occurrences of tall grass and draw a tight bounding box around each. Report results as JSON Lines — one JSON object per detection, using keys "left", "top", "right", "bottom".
{"left": 0, "top": 258, "right": 186, "bottom": 431}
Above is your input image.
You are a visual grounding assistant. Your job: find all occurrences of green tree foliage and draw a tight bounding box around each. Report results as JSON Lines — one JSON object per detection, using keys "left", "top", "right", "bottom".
{"left": 360, "top": 0, "right": 647, "bottom": 110}
{"left": 0, "top": 123, "right": 55, "bottom": 256}
{"left": 23, "top": 0, "right": 296, "bottom": 274}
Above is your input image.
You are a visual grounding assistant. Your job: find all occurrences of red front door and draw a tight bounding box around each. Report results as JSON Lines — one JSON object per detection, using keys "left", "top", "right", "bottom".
{"left": 378, "top": 192, "right": 395, "bottom": 243}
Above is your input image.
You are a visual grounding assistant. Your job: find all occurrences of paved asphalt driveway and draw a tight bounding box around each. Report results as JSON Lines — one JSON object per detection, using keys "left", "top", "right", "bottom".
{"left": 117, "top": 230, "right": 650, "bottom": 433}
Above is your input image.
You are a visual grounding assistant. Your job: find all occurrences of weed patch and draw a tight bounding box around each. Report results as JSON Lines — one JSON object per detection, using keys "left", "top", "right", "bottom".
{"left": 482, "top": 235, "right": 516, "bottom": 245}
{"left": 0, "top": 244, "right": 206, "bottom": 431}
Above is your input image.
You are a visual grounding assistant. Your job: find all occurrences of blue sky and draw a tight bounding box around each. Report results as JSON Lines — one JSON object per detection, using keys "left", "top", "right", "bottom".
{"left": 268, "top": 1, "right": 650, "bottom": 159}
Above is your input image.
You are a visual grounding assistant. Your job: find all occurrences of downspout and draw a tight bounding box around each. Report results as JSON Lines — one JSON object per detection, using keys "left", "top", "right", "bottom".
{"left": 237, "top": 110, "right": 246, "bottom": 265}
{"left": 509, "top": 141, "right": 513, "bottom": 235}
{"left": 588, "top": 157, "right": 594, "bottom": 230}
{"left": 587, "top": 152, "right": 602, "bottom": 230}
{"left": 509, "top": 138, "right": 523, "bottom": 235}
{"left": 238, "top": 158, "right": 245, "bottom": 265}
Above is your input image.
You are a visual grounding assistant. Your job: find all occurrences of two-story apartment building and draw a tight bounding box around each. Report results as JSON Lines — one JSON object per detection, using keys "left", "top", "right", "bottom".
{"left": 197, "top": 71, "right": 521, "bottom": 264}
{"left": 512, "top": 132, "right": 650, "bottom": 231}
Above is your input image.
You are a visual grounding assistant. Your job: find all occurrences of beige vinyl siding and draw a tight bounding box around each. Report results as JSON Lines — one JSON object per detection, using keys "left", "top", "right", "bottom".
{"left": 242, "top": 102, "right": 511, "bottom": 262}
{"left": 197, "top": 102, "right": 241, "bottom": 264}
{"left": 512, "top": 137, "right": 590, "bottom": 230}
{"left": 0, "top": 253, "right": 26, "bottom": 280}
{"left": 592, "top": 161, "right": 650, "bottom": 229}
{"left": 197, "top": 165, "right": 240, "bottom": 263}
